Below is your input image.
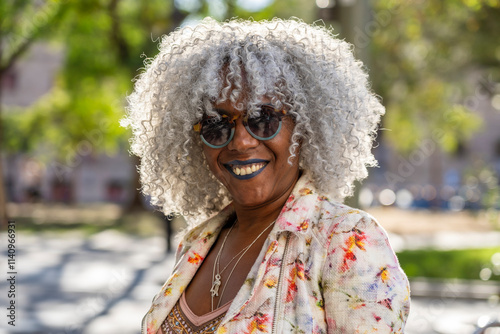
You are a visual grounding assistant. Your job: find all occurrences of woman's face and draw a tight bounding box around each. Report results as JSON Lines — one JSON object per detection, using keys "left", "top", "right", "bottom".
{"left": 201, "top": 97, "right": 300, "bottom": 208}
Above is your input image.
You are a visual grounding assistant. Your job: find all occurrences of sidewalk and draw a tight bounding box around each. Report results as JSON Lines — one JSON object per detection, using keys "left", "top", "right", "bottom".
{"left": 0, "top": 230, "right": 175, "bottom": 334}
{"left": 1, "top": 225, "right": 499, "bottom": 333}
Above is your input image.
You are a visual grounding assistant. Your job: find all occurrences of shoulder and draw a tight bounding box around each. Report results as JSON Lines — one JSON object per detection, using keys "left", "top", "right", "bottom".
{"left": 278, "top": 175, "right": 382, "bottom": 247}
{"left": 313, "top": 196, "right": 382, "bottom": 248}
{"left": 174, "top": 204, "right": 235, "bottom": 260}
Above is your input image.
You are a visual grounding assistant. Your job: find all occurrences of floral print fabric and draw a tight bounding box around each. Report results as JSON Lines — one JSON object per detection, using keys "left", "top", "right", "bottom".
{"left": 143, "top": 172, "right": 410, "bottom": 333}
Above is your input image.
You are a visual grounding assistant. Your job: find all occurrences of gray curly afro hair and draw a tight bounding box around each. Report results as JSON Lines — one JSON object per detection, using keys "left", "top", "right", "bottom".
{"left": 123, "top": 17, "right": 384, "bottom": 224}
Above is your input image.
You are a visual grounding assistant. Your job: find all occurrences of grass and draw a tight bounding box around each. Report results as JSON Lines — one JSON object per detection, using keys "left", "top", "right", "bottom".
{"left": 397, "top": 247, "right": 500, "bottom": 282}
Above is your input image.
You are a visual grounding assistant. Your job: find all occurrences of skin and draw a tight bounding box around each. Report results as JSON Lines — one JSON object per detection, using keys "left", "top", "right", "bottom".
{"left": 183, "top": 94, "right": 301, "bottom": 317}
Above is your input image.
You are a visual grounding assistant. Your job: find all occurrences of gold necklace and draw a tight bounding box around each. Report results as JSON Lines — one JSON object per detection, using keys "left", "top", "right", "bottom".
{"left": 210, "top": 219, "right": 276, "bottom": 311}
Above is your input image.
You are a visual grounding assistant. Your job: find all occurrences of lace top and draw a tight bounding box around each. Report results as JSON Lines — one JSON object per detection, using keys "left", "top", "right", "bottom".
{"left": 158, "top": 293, "right": 231, "bottom": 334}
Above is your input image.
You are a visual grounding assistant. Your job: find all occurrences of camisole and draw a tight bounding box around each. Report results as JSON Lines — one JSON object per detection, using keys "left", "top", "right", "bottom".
{"left": 159, "top": 293, "right": 232, "bottom": 334}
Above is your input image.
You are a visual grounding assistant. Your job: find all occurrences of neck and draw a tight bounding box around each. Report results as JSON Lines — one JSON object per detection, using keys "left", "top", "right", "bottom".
{"left": 231, "top": 170, "right": 299, "bottom": 235}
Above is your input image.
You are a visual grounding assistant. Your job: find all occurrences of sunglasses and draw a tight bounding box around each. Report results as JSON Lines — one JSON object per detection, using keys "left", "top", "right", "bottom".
{"left": 193, "top": 104, "right": 286, "bottom": 148}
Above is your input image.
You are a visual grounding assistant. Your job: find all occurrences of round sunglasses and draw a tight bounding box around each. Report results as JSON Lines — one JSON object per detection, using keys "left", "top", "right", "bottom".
{"left": 193, "top": 104, "right": 286, "bottom": 148}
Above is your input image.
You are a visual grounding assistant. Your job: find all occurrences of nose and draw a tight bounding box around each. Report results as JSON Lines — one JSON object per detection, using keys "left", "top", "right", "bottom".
{"left": 227, "top": 118, "right": 259, "bottom": 152}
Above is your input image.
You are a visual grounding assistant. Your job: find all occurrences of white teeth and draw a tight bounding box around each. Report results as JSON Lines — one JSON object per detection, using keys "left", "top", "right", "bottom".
{"left": 231, "top": 163, "right": 265, "bottom": 176}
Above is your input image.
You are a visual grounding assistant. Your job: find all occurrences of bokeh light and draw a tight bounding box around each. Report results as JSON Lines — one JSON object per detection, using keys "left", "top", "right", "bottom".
{"left": 488, "top": 295, "right": 499, "bottom": 307}
{"left": 492, "top": 252, "right": 500, "bottom": 266}
{"left": 359, "top": 188, "right": 374, "bottom": 208}
{"left": 379, "top": 189, "right": 396, "bottom": 206}
{"left": 449, "top": 195, "right": 465, "bottom": 211}
{"left": 396, "top": 189, "right": 413, "bottom": 209}
{"left": 492, "top": 94, "right": 500, "bottom": 110}
{"left": 237, "top": 0, "right": 272, "bottom": 11}
{"left": 421, "top": 184, "right": 437, "bottom": 202}
{"left": 316, "top": 0, "right": 332, "bottom": 8}
{"left": 479, "top": 267, "right": 492, "bottom": 281}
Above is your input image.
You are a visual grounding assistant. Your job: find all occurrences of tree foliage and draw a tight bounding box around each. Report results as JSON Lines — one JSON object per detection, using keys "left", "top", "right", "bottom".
{"left": 0, "top": 0, "right": 67, "bottom": 75}
{"left": 370, "top": 0, "right": 500, "bottom": 153}
{"left": 3, "top": 0, "right": 180, "bottom": 159}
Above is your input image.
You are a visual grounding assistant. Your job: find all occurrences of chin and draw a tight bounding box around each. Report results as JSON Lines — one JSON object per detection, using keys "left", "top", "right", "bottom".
{"left": 230, "top": 188, "right": 269, "bottom": 207}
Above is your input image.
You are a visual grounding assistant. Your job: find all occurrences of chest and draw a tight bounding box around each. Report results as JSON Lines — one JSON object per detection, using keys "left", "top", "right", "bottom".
{"left": 184, "top": 227, "right": 271, "bottom": 315}
{"left": 149, "top": 230, "right": 330, "bottom": 334}
{"left": 215, "top": 232, "right": 328, "bottom": 333}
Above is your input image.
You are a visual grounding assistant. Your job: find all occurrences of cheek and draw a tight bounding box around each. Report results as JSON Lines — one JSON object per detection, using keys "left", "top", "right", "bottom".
{"left": 281, "top": 119, "right": 295, "bottom": 143}
{"left": 202, "top": 147, "right": 222, "bottom": 175}
{"left": 274, "top": 123, "right": 296, "bottom": 161}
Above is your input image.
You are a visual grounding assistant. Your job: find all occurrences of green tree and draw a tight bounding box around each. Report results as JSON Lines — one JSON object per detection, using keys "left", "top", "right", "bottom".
{"left": 369, "top": 0, "right": 500, "bottom": 153}
{"left": 1, "top": 0, "right": 188, "bottom": 215}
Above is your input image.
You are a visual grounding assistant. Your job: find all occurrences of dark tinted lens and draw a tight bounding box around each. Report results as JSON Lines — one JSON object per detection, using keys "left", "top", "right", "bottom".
{"left": 201, "top": 117, "right": 232, "bottom": 146}
{"left": 246, "top": 105, "right": 281, "bottom": 139}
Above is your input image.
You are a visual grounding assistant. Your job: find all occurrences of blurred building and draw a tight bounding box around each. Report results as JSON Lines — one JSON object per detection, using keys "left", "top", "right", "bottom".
{"left": 1, "top": 43, "right": 135, "bottom": 205}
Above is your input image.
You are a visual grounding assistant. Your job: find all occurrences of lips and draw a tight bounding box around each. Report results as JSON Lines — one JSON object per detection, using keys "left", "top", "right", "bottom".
{"left": 223, "top": 159, "right": 269, "bottom": 180}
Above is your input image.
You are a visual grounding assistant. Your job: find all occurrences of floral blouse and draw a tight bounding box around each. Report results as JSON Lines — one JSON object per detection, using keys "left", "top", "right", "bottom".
{"left": 142, "top": 172, "right": 411, "bottom": 333}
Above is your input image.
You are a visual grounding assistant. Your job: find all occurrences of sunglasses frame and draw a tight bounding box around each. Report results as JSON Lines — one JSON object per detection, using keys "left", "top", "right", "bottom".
{"left": 193, "top": 104, "right": 286, "bottom": 149}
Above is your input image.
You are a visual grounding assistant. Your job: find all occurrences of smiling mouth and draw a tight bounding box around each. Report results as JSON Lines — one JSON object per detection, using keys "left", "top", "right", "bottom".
{"left": 224, "top": 159, "right": 268, "bottom": 180}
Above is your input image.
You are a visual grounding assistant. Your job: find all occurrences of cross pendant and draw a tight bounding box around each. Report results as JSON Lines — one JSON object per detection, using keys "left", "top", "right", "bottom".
{"left": 210, "top": 274, "right": 222, "bottom": 297}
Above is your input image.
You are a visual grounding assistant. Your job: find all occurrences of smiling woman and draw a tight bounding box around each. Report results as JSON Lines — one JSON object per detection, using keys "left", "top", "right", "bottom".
{"left": 201, "top": 96, "right": 299, "bottom": 208}
{"left": 123, "top": 18, "right": 410, "bottom": 334}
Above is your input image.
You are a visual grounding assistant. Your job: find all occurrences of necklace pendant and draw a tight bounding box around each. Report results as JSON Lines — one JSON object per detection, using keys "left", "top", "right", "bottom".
{"left": 210, "top": 274, "right": 222, "bottom": 297}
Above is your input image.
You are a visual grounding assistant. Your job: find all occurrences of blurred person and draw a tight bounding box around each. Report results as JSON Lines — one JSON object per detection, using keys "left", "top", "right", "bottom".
{"left": 124, "top": 18, "right": 410, "bottom": 334}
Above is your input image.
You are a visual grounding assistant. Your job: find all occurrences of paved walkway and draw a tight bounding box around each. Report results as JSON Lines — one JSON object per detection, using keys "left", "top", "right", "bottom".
{"left": 0, "top": 230, "right": 174, "bottom": 334}
{"left": 1, "top": 228, "right": 499, "bottom": 334}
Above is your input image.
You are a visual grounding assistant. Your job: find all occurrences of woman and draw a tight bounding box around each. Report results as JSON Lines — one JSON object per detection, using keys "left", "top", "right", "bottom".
{"left": 124, "top": 18, "right": 410, "bottom": 334}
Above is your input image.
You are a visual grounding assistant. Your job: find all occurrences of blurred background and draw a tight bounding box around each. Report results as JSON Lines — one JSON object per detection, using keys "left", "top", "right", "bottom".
{"left": 1, "top": 0, "right": 500, "bottom": 333}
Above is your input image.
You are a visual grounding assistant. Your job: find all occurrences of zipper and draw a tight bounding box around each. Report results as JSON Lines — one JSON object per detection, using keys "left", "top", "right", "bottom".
{"left": 272, "top": 232, "right": 290, "bottom": 334}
